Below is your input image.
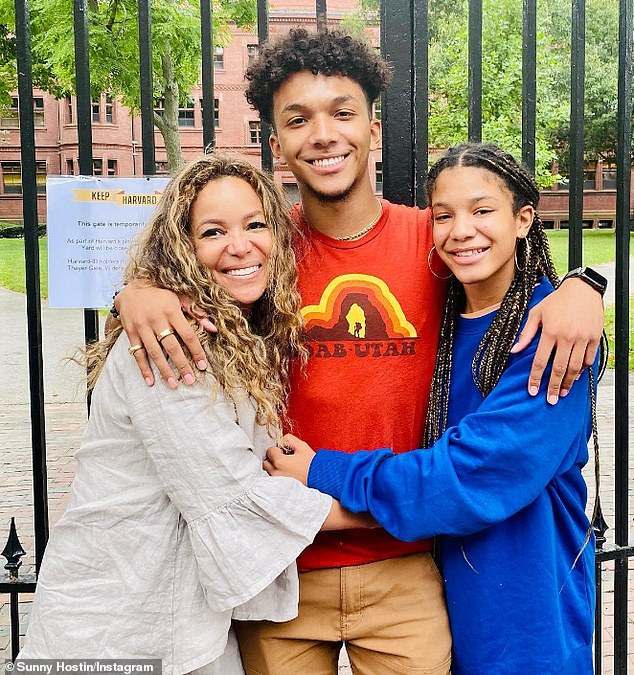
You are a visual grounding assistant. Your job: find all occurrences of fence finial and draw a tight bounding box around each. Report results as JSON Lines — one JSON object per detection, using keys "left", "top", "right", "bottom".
{"left": 2, "top": 518, "right": 27, "bottom": 581}
{"left": 592, "top": 497, "right": 609, "bottom": 550}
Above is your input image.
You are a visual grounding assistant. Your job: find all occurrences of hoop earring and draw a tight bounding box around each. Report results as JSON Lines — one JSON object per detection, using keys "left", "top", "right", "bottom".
{"left": 514, "top": 237, "right": 531, "bottom": 272}
{"left": 427, "top": 246, "right": 452, "bottom": 280}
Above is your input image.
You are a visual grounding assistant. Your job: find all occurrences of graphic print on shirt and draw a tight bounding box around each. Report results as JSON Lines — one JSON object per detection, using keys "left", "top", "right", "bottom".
{"left": 301, "top": 273, "right": 418, "bottom": 359}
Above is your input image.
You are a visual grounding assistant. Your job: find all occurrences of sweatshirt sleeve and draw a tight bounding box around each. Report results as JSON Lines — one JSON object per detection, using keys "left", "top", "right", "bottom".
{"left": 114, "top": 337, "right": 332, "bottom": 611}
{"left": 308, "top": 339, "right": 595, "bottom": 543}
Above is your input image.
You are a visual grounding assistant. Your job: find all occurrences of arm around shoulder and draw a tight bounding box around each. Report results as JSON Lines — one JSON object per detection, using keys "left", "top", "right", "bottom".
{"left": 309, "top": 342, "right": 594, "bottom": 543}
{"left": 513, "top": 275, "right": 604, "bottom": 402}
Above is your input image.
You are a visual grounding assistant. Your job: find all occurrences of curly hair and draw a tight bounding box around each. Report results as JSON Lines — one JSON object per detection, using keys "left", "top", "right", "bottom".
{"left": 245, "top": 28, "right": 391, "bottom": 125}
{"left": 87, "top": 153, "right": 306, "bottom": 432}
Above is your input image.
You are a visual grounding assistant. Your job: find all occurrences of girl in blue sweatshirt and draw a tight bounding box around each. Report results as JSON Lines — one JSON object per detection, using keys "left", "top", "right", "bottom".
{"left": 265, "top": 143, "right": 605, "bottom": 674}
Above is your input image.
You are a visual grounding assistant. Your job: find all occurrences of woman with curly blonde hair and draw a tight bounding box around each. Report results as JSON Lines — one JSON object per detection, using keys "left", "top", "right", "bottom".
{"left": 19, "top": 153, "right": 370, "bottom": 674}
{"left": 93, "top": 152, "right": 304, "bottom": 430}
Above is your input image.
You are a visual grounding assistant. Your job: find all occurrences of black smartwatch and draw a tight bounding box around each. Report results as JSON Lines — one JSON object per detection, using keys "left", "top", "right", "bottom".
{"left": 561, "top": 266, "right": 608, "bottom": 297}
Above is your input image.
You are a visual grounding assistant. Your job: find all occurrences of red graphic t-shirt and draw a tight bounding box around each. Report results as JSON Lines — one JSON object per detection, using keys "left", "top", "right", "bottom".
{"left": 288, "top": 201, "right": 448, "bottom": 571}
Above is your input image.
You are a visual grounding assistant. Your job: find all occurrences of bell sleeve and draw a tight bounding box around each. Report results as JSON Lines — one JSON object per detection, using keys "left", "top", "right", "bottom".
{"left": 116, "top": 338, "right": 332, "bottom": 612}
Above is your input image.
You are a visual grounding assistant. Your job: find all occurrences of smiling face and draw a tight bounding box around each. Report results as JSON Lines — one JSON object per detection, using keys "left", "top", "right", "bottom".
{"left": 431, "top": 165, "right": 534, "bottom": 312}
{"left": 189, "top": 176, "right": 273, "bottom": 309}
{"left": 269, "top": 71, "right": 381, "bottom": 205}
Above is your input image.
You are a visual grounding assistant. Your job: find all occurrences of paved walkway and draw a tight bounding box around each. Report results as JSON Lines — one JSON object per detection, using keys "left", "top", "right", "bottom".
{"left": 1, "top": 268, "right": 633, "bottom": 671}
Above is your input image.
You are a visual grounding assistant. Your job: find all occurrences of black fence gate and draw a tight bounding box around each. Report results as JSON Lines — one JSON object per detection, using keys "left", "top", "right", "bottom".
{"left": 1, "top": 0, "right": 632, "bottom": 671}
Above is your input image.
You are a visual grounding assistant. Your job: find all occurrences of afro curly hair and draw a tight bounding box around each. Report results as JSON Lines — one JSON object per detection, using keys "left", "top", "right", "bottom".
{"left": 245, "top": 28, "right": 391, "bottom": 125}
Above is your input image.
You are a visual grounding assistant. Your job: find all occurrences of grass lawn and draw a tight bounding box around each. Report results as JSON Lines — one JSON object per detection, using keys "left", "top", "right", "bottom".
{"left": 0, "top": 237, "right": 48, "bottom": 297}
{"left": 546, "top": 230, "right": 634, "bottom": 275}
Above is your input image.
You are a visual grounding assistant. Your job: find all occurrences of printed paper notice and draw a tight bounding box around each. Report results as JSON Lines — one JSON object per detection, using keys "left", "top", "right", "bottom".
{"left": 47, "top": 176, "right": 170, "bottom": 308}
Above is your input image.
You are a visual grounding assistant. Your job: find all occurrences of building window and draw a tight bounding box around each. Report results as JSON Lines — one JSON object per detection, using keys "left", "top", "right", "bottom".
{"left": 1, "top": 161, "right": 22, "bottom": 193}
{"left": 107, "top": 159, "right": 117, "bottom": 176}
{"left": 213, "top": 46, "right": 224, "bottom": 70}
{"left": 249, "top": 121, "right": 261, "bottom": 145}
{"left": 105, "top": 94, "right": 114, "bottom": 123}
{"left": 92, "top": 158, "right": 103, "bottom": 176}
{"left": 247, "top": 43, "right": 258, "bottom": 65}
{"left": 583, "top": 161, "right": 597, "bottom": 190}
{"left": 1, "top": 98, "right": 20, "bottom": 128}
{"left": 178, "top": 99, "right": 195, "bottom": 127}
{"left": 1, "top": 160, "right": 46, "bottom": 194}
{"left": 375, "top": 161, "right": 383, "bottom": 193}
{"left": 154, "top": 98, "right": 165, "bottom": 118}
{"left": 201, "top": 97, "right": 220, "bottom": 128}
{"left": 92, "top": 98, "right": 101, "bottom": 123}
{"left": 155, "top": 161, "right": 170, "bottom": 175}
{"left": 282, "top": 182, "right": 300, "bottom": 204}
{"left": 373, "top": 98, "right": 382, "bottom": 121}
{"left": 36, "top": 161, "right": 46, "bottom": 193}
{"left": 33, "top": 97, "right": 45, "bottom": 127}
{"left": 2, "top": 97, "right": 45, "bottom": 128}
{"left": 65, "top": 159, "right": 74, "bottom": 175}
{"left": 602, "top": 161, "right": 617, "bottom": 189}
{"left": 66, "top": 95, "right": 73, "bottom": 124}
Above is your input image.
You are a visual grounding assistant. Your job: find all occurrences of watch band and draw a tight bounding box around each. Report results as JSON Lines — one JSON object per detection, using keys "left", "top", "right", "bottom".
{"left": 562, "top": 266, "right": 608, "bottom": 297}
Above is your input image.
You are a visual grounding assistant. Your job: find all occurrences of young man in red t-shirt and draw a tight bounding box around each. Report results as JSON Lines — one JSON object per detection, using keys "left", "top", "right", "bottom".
{"left": 115, "top": 29, "right": 604, "bottom": 675}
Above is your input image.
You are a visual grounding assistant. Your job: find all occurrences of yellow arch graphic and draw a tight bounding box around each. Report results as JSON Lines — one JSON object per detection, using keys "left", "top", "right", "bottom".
{"left": 301, "top": 273, "right": 417, "bottom": 338}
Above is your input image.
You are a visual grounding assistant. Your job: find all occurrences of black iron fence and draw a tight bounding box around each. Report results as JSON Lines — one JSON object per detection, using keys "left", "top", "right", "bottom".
{"left": 1, "top": 0, "right": 632, "bottom": 671}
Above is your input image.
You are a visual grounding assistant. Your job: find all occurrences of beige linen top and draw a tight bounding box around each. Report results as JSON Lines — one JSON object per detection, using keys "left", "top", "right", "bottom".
{"left": 19, "top": 335, "right": 332, "bottom": 674}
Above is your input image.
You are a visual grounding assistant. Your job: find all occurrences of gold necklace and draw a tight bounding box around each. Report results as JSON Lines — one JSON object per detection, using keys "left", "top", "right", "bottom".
{"left": 334, "top": 200, "right": 383, "bottom": 241}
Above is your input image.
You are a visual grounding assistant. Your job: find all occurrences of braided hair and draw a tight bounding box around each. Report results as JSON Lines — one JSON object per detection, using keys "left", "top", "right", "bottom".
{"left": 424, "top": 142, "right": 608, "bottom": 558}
{"left": 424, "top": 142, "right": 596, "bottom": 446}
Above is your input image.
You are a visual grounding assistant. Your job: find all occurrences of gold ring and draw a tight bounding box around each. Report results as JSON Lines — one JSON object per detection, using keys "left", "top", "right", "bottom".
{"left": 156, "top": 328, "right": 175, "bottom": 343}
{"left": 128, "top": 344, "right": 144, "bottom": 356}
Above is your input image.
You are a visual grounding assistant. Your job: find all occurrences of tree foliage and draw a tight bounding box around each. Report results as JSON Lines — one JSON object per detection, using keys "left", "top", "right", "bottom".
{"left": 0, "top": 0, "right": 255, "bottom": 170}
{"left": 340, "top": 0, "right": 379, "bottom": 36}
{"left": 1, "top": 0, "right": 627, "bottom": 178}
{"left": 427, "top": 0, "right": 625, "bottom": 185}
{"left": 0, "top": 3, "right": 17, "bottom": 108}
{"left": 344, "top": 0, "right": 626, "bottom": 186}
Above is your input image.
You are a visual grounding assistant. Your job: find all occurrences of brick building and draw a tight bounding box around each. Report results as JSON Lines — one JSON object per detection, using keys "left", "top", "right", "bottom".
{"left": 540, "top": 161, "right": 622, "bottom": 229}
{"left": 0, "top": 0, "right": 382, "bottom": 222}
{"left": 0, "top": 0, "right": 628, "bottom": 227}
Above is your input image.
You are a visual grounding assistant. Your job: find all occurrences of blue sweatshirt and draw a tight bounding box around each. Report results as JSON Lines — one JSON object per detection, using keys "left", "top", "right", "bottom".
{"left": 308, "top": 279, "right": 595, "bottom": 674}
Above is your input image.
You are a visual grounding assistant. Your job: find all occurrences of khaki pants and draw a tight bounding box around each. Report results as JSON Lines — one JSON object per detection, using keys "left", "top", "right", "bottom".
{"left": 235, "top": 553, "right": 452, "bottom": 675}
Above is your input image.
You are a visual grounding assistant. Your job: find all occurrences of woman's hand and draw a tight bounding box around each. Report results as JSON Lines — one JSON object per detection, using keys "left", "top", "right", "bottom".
{"left": 511, "top": 277, "right": 604, "bottom": 404}
{"left": 115, "top": 281, "right": 213, "bottom": 388}
{"left": 264, "top": 434, "right": 377, "bottom": 530}
{"left": 263, "top": 433, "right": 315, "bottom": 485}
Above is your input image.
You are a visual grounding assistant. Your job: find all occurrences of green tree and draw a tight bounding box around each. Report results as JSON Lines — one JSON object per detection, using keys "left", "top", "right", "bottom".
{"left": 344, "top": 0, "right": 625, "bottom": 185}
{"left": 542, "top": 0, "right": 623, "bottom": 169}
{"left": 0, "top": 0, "right": 255, "bottom": 171}
{"left": 341, "top": 0, "right": 379, "bottom": 36}
{"left": 428, "top": 0, "right": 563, "bottom": 186}
{"left": 428, "top": 0, "right": 625, "bottom": 184}
{"left": 0, "top": 4, "right": 18, "bottom": 108}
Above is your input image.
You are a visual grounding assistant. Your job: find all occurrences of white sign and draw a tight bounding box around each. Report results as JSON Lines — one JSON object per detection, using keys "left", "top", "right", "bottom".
{"left": 47, "top": 175, "right": 170, "bottom": 308}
